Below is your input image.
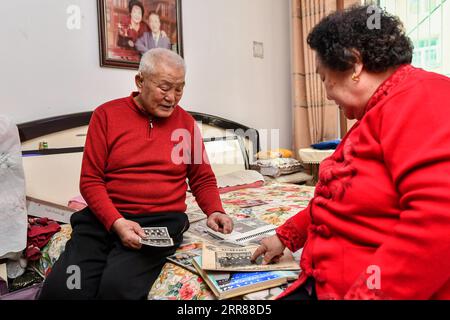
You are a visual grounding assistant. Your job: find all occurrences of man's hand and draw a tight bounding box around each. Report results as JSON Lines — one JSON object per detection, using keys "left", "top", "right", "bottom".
{"left": 111, "top": 218, "right": 147, "bottom": 250}
{"left": 207, "top": 212, "right": 233, "bottom": 234}
{"left": 251, "top": 234, "right": 286, "bottom": 265}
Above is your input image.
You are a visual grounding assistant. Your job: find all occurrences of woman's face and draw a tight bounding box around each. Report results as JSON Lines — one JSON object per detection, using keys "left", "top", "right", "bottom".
{"left": 130, "top": 6, "right": 143, "bottom": 24}
{"left": 316, "top": 57, "right": 366, "bottom": 120}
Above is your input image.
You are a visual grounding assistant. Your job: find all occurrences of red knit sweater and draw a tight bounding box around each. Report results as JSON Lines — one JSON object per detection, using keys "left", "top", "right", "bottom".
{"left": 80, "top": 93, "right": 225, "bottom": 230}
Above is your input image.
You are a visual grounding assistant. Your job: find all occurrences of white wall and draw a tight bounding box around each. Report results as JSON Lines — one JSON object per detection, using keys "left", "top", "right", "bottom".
{"left": 0, "top": 0, "right": 292, "bottom": 148}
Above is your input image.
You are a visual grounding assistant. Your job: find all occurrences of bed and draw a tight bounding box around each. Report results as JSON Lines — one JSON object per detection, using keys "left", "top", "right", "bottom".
{"left": 17, "top": 111, "right": 315, "bottom": 300}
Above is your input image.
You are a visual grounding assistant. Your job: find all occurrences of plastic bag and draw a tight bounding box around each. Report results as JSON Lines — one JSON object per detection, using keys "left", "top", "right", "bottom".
{"left": 0, "top": 115, "right": 27, "bottom": 258}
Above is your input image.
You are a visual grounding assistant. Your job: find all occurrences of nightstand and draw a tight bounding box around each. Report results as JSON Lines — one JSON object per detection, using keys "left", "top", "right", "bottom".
{"left": 298, "top": 148, "right": 335, "bottom": 185}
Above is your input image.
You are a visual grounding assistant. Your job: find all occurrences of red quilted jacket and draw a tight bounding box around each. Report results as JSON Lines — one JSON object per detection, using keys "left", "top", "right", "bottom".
{"left": 276, "top": 65, "right": 450, "bottom": 300}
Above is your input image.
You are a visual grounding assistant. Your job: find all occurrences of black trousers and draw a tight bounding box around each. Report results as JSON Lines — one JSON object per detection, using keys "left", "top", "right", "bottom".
{"left": 39, "top": 207, "right": 189, "bottom": 300}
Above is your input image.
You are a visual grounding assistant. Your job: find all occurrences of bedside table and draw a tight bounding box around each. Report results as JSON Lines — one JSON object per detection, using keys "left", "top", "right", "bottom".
{"left": 298, "top": 148, "right": 335, "bottom": 184}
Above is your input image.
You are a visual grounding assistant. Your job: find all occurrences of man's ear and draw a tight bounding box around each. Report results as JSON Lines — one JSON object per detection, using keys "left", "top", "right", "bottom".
{"left": 135, "top": 72, "right": 144, "bottom": 91}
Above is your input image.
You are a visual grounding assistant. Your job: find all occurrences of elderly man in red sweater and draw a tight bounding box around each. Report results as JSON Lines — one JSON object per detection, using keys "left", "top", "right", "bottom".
{"left": 39, "top": 48, "right": 233, "bottom": 300}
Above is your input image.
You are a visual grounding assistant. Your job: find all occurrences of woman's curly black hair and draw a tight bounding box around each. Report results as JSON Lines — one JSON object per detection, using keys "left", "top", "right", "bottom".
{"left": 307, "top": 5, "right": 413, "bottom": 72}
{"left": 128, "top": 0, "right": 145, "bottom": 15}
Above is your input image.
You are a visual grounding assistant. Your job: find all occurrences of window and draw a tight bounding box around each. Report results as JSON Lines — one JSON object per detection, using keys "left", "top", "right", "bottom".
{"left": 410, "top": 0, "right": 419, "bottom": 14}
{"left": 379, "top": 0, "right": 450, "bottom": 76}
{"left": 413, "top": 37, "right": 441, "bottom": 68}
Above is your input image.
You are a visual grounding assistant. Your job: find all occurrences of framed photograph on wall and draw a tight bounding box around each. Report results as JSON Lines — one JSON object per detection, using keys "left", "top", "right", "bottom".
{"left": 98, "top": 0, "right": 183, "bottom": 70}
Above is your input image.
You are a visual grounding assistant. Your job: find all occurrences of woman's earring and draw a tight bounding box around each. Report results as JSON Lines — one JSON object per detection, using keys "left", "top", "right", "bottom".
{"left": 352, "top": 73, "right": 360, "bottom": 82}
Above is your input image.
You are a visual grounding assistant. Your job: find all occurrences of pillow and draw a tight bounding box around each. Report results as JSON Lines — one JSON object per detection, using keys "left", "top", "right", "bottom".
{"left": 68, "top": 195, "right": 87, "bottom": 210}
{"left": 311, "top": 139, "right": 341, "bottom": 150}
{"left": 216, "top": 170, "right": 265, "bottom": 194}
{"left": 255, "top": 148, "right": 293, "bottom": 159}
{"left": 250, "top": 158, "right": 304, "bottom": 177}
{"left": 264, "top": 171, "right": 313, "bottom": 184}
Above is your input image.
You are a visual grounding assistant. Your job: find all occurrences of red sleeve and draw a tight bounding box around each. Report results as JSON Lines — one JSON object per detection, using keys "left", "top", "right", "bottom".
{"left": 276, "top": 204, "right": 311, "bottom": 252}
{"left": 186, "top": 122, "right": 225, "bottom": 216}
{"left": 80, "top": 109, "right": 123, "bottom": 231}
{"left": 345, "top": 78, "right": 450, "bottom": 299}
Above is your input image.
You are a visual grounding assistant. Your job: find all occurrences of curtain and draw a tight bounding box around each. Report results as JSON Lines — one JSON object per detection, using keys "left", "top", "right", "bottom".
{"left": 291, "top": 0, "right": 360, "bottom": 152}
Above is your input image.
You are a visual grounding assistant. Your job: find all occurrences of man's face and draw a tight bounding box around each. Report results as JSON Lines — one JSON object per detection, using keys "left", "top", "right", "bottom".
{"left": 137, "top": 62, "right": 185, "bottom": 118}
{"left": 149, "top": 14, "right": 161, "bottom": 33}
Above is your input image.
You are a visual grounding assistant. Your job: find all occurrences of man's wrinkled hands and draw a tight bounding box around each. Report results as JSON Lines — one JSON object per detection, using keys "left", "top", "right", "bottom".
{"left": 207, "top": 212, "right": 233, "bottom": 234}
{"left": 111, "top": 218, "right": 146, "bottom": 250}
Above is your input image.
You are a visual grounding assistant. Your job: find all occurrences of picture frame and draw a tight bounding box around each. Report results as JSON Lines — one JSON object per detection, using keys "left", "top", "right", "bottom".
{"left": 98, "top": 0, "right": 183, "bottom": 70}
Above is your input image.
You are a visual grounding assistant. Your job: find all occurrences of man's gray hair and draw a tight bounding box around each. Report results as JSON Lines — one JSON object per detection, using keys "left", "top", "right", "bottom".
{"left": 138, "top": 48, "right": 186, "bottom": 76}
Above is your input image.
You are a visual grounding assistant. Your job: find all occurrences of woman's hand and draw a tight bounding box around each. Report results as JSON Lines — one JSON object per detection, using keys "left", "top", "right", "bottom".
{"left": 111, "top": 218, "right": 146, "bottom": 250}
{"left": 251, "top": 234, "right": 286, "bottom": 265}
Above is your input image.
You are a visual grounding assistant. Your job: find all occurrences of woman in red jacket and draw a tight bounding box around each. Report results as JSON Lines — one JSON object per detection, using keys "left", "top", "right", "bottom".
{"left": 252, "top": 5, "right": 450, "bottom": 300}
{"left": 117, "top": 0, "right": 149, "bottom": 49}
